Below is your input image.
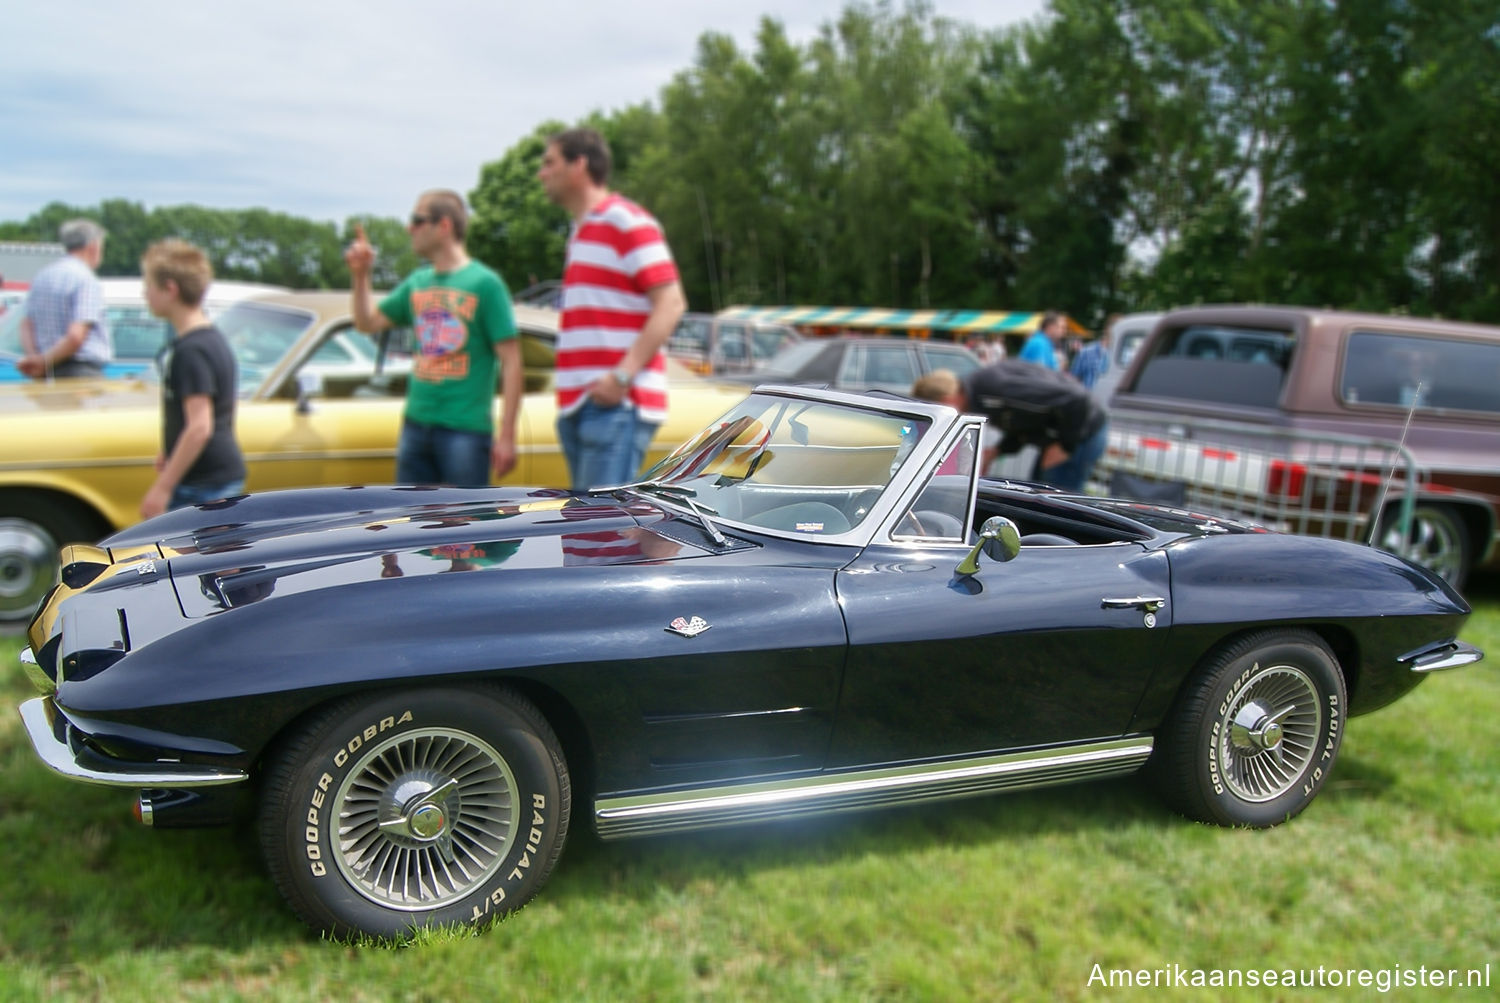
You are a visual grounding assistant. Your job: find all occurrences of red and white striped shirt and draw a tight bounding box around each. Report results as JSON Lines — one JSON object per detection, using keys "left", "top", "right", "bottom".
{"left": 556, "top": 194, "right": 679, "bottom": 422}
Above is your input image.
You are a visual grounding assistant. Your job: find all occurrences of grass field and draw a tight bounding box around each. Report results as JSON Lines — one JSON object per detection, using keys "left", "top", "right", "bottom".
{"left": 1, "top": 580, "right": 1496, "bottom": 1001}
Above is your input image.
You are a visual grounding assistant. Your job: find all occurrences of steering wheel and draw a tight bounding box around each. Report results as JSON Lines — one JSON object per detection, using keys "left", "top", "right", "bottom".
{"left": 895, "top": 510, "right": 927, "bottom": 537}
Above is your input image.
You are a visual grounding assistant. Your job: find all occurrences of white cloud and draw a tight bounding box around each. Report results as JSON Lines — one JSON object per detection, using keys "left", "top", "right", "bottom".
{"left": 2, "top": 0, "right": 1046, "bottom": 223}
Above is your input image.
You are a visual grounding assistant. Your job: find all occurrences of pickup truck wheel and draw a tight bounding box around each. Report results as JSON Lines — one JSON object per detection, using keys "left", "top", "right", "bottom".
{"left": 1152, "top": 629, "right": 1345, "bottom": 828}
{"left": 0, "top": 494, "right": 99, "bottom": 623}
{"left": 1378, "top": 504, "right": 1469, "bottom": 591}
{"left": 259, "top": 685, "right": 570, "bottom": 940}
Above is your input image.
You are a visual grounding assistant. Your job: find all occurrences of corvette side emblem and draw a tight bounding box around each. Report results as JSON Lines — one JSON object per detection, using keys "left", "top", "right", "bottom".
{"left": 666, "top": 615, "right": 711, "bottom": 638}
{"left": 136, "top": 561, "right": 157, "bottom": 576}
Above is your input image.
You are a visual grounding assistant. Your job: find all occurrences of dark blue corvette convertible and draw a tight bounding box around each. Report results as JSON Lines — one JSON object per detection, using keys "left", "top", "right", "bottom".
{"left": 19, "top": 385, "right": 1483, "bottom": 939}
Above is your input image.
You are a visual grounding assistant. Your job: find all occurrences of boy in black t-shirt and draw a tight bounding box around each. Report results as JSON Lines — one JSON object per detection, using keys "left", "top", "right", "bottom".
{"left": 140, "top": 239, "right": 247, "bottom": 518}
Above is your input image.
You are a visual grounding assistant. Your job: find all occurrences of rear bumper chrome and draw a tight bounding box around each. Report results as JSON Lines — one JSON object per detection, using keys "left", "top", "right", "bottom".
{"left": 18, "top": 698, "right": 248, "bottom": 789}
{"left": 1402, "top": 640, "right": 1484, "bottom": 674}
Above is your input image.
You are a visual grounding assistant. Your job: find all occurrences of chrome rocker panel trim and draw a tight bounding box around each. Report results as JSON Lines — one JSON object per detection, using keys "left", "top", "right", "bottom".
{"left": 18, "top": 698, "right": 249, "bottom": 788}
{"left": 595, "top": 735, "right": 1153, "bottom": 840}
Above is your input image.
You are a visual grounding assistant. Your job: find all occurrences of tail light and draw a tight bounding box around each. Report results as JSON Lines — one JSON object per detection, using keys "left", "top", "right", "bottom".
{"left": 1267, "top": 459, "right": 1307, "bottom": 499}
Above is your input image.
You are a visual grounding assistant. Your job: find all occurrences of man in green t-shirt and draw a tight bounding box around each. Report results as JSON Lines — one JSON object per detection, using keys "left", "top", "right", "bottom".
{"left": 346, "top": 189, "right": 522, "bottom": 486}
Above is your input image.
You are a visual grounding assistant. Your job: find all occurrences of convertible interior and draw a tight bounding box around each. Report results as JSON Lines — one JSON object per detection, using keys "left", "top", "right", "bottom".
{"left": 971, "top": 488, "right": 1153, "bottom": 547}
{"left": 707, "top": 472, "right": 1155, "bottom": 547}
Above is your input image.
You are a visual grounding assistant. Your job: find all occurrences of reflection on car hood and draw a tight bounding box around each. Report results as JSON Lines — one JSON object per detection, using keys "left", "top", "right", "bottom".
{"left": 119, "top": 485, "right": 721, "bottom": 617}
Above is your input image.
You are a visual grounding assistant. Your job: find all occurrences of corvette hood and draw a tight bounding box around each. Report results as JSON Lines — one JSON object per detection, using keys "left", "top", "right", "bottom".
{"left": 83, "top": 485, "right": 732, "bottom": 623}
{"left": 25, "top": 483, "right": 754, "bottom": 699}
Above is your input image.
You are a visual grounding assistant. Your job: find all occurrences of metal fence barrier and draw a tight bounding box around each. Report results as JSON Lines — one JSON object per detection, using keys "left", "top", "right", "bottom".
{"left": 1086, "top": 409, "right": 1419, "bottom": 545}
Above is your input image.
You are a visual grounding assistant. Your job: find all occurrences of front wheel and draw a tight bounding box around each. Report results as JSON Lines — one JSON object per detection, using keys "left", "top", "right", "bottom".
{"left": 1152, "top": 630, "right": 1345, "bottom": 828}
{"left": 259, "top": 685, "right": 570, "bottom": 939}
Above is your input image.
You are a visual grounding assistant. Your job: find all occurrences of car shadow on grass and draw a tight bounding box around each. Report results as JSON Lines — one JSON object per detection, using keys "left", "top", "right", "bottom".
{"left": 544, "top": 773, "right": 1172, "bottom": 905}
{"left": 1317, "top": 753, "right": 1398, "bottom": 803}
{"left": 3, "top": 750, "right": 1411, "bottom": 954}
{"left": 2, "top": 769, "right": 1167, "bottom": 955}
{"left": 0, "top": 780, "right": 291, "bottom": 958}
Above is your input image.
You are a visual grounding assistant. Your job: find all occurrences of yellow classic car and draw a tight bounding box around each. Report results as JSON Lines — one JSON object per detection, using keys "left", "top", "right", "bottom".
{"left": 0, "top": 290, "right": 748, "bottom": 622}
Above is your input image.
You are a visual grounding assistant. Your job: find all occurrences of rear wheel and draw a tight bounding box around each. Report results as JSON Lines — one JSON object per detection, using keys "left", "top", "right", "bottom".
{"left": 259, "top": 685, "right": 570, "bottom": 939}
{"left": 1378, "top": 503, "right": 1469, "bottom": 591}
{"left": 0, "top": 492, "right": 101, "bottom": 623}
{"left": 1152, "top": 630, "right": 1345, "bottom": 828}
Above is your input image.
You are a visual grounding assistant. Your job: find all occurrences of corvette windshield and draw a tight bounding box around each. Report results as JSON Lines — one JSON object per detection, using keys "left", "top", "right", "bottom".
{"left": 635, "top": 394, "right": 930, "bottom": 536}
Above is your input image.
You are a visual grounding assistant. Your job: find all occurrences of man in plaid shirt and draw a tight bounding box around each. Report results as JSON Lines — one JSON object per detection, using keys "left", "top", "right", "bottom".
{"left": 18, "top": 219, "right": 111, "bottom": 379}
{"left": 1069, "top": 325, "right": 1111, "bottom": 390}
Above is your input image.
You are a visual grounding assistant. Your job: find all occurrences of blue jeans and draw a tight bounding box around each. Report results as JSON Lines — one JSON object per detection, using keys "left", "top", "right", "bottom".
{"left": 556, "top": 400, "right": 658, "bottom": 490}
{"left": 170, "top": 479, "right": 245, "bottom": 510}
{"left": 1037, "top": 422, "right": 1108, "bottom": 493}
{"left": 397, "top": 420, "right": 493, "bottom": 487}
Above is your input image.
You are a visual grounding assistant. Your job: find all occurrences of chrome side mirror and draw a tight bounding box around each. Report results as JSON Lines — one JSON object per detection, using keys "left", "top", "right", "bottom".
{"left": 955, "top": 516, "right": 1021, "bottom": 576}
{"left": 375, "top": 328, "right": 392, "bottom": 376}
{"left": 295, "top": 371, "right": 324, "bottom": 414}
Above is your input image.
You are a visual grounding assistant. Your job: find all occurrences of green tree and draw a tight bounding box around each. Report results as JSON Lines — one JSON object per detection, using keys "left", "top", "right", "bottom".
{"left": 1403, "top": 0, "right": 1500, "bottom": 319}
{"left": 10, "top": 0, "right": 1500, "bottom": 326}
{"left": 468, "top": 122, "right": 573, "bottom": 293}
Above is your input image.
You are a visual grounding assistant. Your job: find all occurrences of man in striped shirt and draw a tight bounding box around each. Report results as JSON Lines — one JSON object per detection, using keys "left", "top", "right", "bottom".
{"left": 538, "top": 127, "right": 687, "bottom": 490}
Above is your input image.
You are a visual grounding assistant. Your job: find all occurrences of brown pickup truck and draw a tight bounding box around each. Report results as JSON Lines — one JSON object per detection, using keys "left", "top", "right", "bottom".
{"left": 1100, "top": 304, "right": 1500, "bottom": 590}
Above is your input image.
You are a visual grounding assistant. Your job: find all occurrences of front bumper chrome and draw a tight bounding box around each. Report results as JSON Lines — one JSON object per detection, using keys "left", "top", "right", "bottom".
{"left": 18, "top": 698, "right": 248, "bottom": 788}
{"left": 19, "top": 647, "right": 52, "bottom": 695}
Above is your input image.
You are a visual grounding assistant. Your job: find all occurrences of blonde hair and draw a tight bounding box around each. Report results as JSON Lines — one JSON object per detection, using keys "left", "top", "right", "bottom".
{"left": 911, "top": 369, "right": 961, "bottom": 402}
{"left": 141, "top": 239, "right": 213, "bottom": 307}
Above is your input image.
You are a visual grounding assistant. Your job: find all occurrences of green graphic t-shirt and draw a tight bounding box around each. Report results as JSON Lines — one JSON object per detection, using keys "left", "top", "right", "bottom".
{"left": 379, "top": 261, "right": 517, "bottom": 434}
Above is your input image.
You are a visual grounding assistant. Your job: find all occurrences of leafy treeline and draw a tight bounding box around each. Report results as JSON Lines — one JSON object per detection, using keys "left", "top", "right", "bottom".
{"left": 475, "top": 0, "right": 1500, "bottom": 326}
{"left": 4, "top": 0, "right": 1496, "bottom": 327}
{"left": 0, "top": 201, "right": 421, "bottom": 292}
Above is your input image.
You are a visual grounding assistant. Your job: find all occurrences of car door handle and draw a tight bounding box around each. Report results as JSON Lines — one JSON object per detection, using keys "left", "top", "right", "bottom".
{"left": 1101, "top": 596, "right": 1166, "bottom": 612}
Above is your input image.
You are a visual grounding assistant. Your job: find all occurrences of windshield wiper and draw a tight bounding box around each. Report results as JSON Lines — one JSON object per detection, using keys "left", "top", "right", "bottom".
{"left": 597, "top": 480, "right": 729, "bottom": 547}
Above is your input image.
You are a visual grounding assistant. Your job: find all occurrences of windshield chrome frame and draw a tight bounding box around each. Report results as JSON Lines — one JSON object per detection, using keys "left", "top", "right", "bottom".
{"left": 881, "top": 416, "right": 986, "bottom": 550}
{"left": 634, "top": 385, "right": 975, "bottom": 549}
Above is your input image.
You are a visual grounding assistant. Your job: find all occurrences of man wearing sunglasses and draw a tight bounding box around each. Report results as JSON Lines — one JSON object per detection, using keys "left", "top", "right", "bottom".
{"left": 346, "top": 190, "right": 522, "bottom": 486}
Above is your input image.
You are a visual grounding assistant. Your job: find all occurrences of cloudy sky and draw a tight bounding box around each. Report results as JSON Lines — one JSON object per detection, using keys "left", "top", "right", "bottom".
{"left": 3, "top": 1, "right": 1045, "bottom": 225}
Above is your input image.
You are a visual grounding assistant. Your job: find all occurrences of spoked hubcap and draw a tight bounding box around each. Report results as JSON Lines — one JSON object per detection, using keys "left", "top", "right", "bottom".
{"left": 0, "top": 518, "right": 57, "bottom": 622}
{"left": 334, "top": 728, "right": 520, "bottom": 911}
{"left": 1218, "top": 664, "right": 1321, "bottom": 802}
{"left": 1381, "top": 509, "right": 1463, "bottom": 585}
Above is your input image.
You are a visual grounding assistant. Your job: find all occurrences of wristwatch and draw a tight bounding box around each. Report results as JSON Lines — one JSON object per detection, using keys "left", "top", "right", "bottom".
{"left": 611, "top": 367, "right": 632, "bottom": 387}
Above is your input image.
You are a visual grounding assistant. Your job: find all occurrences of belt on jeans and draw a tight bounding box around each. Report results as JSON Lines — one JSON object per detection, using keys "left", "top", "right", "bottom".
{"left": 402, "top": 418, "right": 488, "bottom": 434}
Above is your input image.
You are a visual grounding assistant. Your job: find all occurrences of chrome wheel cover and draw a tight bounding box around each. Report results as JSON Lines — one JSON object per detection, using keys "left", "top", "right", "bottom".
{"left": 1381, "top": 508, "right": 1463, "bottom": 585}
{"left": 0, "top": 518, "right": 58, "bottom": 622}
{"left": 332, "top": 727, "right": 520, "bottom": 912}
{"left": 1217, "top": 663, "right": 1322, "bottom": 803}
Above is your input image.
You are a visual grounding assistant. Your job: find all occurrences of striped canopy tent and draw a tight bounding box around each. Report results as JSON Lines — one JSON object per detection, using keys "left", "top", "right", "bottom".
{"left": 717, "top": 305, "right": 1088, "bottom": 337}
